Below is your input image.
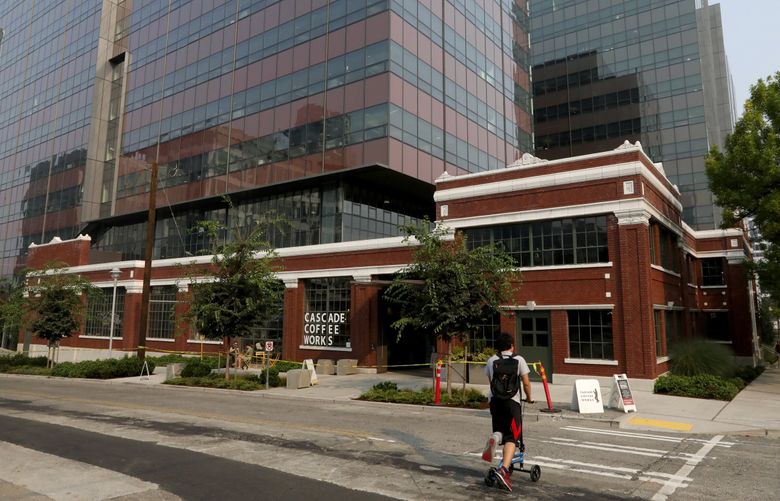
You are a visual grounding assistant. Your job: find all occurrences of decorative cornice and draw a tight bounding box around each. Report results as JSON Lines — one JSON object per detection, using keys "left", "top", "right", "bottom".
{"left": 615, "top": 208, "right": 651, "bottom": 226}
{"left": 433, "top": 161, "right": 682, "bottom": 210}
{"left": 507, "top": 152, "right": 548, "bottom": 169}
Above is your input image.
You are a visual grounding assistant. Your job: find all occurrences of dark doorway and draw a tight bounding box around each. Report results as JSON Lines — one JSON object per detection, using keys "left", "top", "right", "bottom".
{"left": 379, "top": 292, "right": 432, "bottom": 371}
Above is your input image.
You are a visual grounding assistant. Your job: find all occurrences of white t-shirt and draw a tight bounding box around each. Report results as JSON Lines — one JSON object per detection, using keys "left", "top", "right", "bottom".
{"left": 485, "top": 350, "right": 530, "bottom": 403}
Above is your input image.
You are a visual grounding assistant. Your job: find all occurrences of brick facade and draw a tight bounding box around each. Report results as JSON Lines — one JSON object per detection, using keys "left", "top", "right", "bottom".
{"left": 24, "top": 143, "right": 759, "bottom": 379}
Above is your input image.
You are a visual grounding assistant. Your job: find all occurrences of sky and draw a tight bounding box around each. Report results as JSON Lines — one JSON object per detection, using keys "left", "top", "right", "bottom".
{"left": 714, "top": 0, "right": 780, "bottom": 118}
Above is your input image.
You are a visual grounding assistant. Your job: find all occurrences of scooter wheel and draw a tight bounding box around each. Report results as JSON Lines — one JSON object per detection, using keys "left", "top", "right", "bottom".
{"left": 530, "top": 465, "right": 541, "bottom": 482}
{"left": 484, "top": 469, "right": 496, "bottom": 487}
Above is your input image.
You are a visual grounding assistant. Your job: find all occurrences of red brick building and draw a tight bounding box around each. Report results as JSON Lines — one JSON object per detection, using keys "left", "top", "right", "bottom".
{"left": 23, "top": 142, "right": 759, "bottom": 382}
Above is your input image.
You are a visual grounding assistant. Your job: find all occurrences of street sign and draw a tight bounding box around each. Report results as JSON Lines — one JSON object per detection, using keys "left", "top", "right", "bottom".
{"left": 609, "top": 374, "right": 637, "bottom": 412}
{"left": 571, "top": 379, "right": 605, "bottom": 414}
{"left": 264, "top": 341, "right": 273, "bottom": 352}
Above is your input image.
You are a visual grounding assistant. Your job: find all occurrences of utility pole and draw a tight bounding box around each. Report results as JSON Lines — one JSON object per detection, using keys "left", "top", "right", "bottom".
{"left": 137, "top": 161, "right": 158, "bottom": 361}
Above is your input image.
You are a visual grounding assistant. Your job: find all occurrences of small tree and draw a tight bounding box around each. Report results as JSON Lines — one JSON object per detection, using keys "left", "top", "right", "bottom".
{"left": 0, "top": 278, "right": 24, "bottom": 350}
{"left": 184, "top": 215, "right": 284, "bottom": 379}
{"left": 384, "top": 221, "right": 520, "bottom": 394}
{"left": 22, "top": 263, "right": 97, "bottom": 367}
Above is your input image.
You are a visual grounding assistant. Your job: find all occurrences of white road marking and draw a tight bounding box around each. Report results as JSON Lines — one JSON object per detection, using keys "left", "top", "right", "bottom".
{"left": 366, "top": 436, "right": 397, "bottom": 443}
{"left": 651, "top": 434, "right": 723, "bottom": 501}
{"left": 534, "top": 456, "right": 692, "bottom": 485}
{"left": 561, "top": 426, "right": 735, "bottom": 447}
{"left": 540, "top": 438, "right": 695, "bottom": 460}
{"left": 0, "top": 441, "right": 160, "bottom": 500}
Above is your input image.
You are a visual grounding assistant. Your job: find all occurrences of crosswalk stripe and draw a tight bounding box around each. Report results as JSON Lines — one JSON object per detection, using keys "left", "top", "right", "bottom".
{"left": 561, "top": 425, "right": 735, "bottom": 447}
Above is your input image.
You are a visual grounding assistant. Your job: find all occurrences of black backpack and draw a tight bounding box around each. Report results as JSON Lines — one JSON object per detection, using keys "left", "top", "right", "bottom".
{"left": 490, "top": 353, "right": 520, "bottom": 400}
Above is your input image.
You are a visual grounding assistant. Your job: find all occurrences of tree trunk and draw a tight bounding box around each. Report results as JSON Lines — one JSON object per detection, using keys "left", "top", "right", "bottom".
{"left": 224, "top": 337, "right": 230, "bottom": 380}
{"left": 446, "top": 342, "right": 452, "bottom": 397}
{"left": 462, "top": 340, "right": 468, "bottom": 395}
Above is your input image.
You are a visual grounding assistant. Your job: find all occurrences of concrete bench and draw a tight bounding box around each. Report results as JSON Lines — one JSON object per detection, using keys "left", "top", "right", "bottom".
{"left": 316, "top": 359, "right": 335, "bottom": 375}
{"left": 336, "top": 359, "right": 358, "bottom": 375}
{"left": 286, "top": 369, "right": 311, "bottom": 389}
{"left": 165, "top": 363, "right": 185, "bottom": 381}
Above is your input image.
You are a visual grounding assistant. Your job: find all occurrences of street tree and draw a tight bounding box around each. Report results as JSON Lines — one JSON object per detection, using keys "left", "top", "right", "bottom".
{"left": 383, "top": 220, "right": 520, "bottom": 394}
{"left": 23, "top": 263, "right": 97, "bottom": 367}
{"left": 0, "top": 278, "right": 24, "bottom": 350}
{"left": 706, "top": 71, "right": 780, "bottom": 310}
{"left": 184, "top": 214, "right": 284, "bottom": 379}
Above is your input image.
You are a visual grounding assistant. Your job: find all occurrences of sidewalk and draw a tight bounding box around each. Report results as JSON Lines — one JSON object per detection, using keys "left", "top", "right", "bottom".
{"left": 115, "top": 365, "right": 780, "bottom": 435}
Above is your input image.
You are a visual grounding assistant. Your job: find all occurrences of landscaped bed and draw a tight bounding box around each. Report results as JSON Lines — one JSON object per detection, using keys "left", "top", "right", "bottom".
{"left": 0, "top": 354, "right": 155, "bottom": 379}
{"left": 357, "top": 381, "right": 488, "bottom": 409}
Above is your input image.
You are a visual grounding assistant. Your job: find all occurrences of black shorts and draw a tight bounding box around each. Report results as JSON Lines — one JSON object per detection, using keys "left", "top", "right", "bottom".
{"left": 490, "top": 397, "right": 523, "bottom": 445}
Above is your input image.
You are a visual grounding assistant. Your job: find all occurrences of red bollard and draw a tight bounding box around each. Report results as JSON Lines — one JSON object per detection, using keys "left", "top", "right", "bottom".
{"left": 434, "top": 359, "right": 442, "bottom": 405}
{"left": 538, "top": 363, "right": 561, "bottom": 414}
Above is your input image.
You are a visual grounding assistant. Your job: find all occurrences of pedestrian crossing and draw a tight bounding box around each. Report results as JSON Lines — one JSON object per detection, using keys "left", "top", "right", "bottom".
{"left": 0, "top": 441, "right": 169, "bottom": 501}
{"left": 466, "top": 424, "right": 733, "bottom": 500}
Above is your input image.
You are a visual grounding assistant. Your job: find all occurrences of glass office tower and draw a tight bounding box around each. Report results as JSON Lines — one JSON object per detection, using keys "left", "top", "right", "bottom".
{"left": 0, "top": 0, "right": 533, "bottom": 275}
{"left": 530, "top": 0, "right": 736, "bottom": 229}
{"left": 0, "top": 1, "right": 103, "bottom": 277}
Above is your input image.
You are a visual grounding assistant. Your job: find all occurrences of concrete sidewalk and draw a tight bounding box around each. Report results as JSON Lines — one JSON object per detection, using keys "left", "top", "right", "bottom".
{"left": 114, "top": 364, "right": 780, "bottom": 435}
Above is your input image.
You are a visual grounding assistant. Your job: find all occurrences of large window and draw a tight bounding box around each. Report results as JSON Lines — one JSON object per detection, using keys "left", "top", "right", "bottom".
{"left": 466, "top": 216, "right": 608, "bottom": 267}
{"left": 148, "top": 286, "right": 178, "bottom": 339}
{"left": 568, "top": 310, "right": 613, "bottom": 359}
{"left": 701, "top": 258, "right": 725, "bottom": 286}
{"left": 665, "top": 310, "right": 683, "bottom": 350}
{"left": 84, "top": 288, "right": 125, "bottom": 338}
{"left": 303, "top": 277, "right": 351, "bottom": 349}
{"left": 650, "top": 223, "right": 680, "bottom": 272}
{"left": 654, "top": 310, "right": 664, "bottom": 356}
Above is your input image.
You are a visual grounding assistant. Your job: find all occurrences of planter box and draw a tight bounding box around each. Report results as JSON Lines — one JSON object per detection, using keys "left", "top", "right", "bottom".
{"left": 443, "top": 362, "right": 467, "bottom": 384}
{"left": 468, "top": 364, "right": 489, "bottom": 385}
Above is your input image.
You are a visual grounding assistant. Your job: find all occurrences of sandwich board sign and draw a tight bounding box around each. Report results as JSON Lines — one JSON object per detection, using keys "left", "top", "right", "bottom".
{"left": 609, "top": 374, "right": 637, "bottom": 412}
{"left": 571, "top": 379, "right": 604, "bottom": 414}
{"left": 303, "top": 358, "right": 319, "bottom": 385}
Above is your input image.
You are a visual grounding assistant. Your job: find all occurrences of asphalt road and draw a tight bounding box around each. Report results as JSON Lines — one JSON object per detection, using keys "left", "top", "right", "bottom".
{"left": 0, "top": 376, "right": 778, "bottom": 500}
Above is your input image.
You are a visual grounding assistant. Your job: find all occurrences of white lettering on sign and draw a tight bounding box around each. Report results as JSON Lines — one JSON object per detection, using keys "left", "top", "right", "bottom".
{"left": 571, "top": 379, "right": 605, "bottom": 414}
{"left": 302, "top": 311, "right": 348, "bottom": 347}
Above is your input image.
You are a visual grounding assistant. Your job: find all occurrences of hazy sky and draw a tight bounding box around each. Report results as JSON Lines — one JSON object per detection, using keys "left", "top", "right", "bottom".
{"left": 715, "top": 0, "right": 780, "bottom": 118}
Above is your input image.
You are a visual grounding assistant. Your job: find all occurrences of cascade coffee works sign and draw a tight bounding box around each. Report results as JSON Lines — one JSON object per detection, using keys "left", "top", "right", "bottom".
{"left": 303, "top": 311, "right": 348, "bottom": 348}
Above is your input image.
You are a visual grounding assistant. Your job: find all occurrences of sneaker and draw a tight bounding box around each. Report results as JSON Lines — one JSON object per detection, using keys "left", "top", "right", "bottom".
{"left": 482, "top": 432, "right": 502, "bottom": 462}
{"left": 494, "top": 466, "right": 513, "bottom": 492}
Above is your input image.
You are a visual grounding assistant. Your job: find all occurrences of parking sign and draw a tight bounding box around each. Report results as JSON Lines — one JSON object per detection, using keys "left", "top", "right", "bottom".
{"left": 264, "top": 341, "right": 274, "bottom": 352}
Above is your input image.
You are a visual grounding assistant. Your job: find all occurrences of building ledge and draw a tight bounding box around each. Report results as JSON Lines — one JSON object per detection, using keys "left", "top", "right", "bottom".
{"left": 298, "top": 345, "right": 352, "bottom": 352}
{"left": 650, "top": 264, "right": 681, "bottom": 277}
{"left": 564, "top": 358, "right": 619, "bottom": 366}
{"left": 656, "top": 356, "right": 670, "bottom": 364}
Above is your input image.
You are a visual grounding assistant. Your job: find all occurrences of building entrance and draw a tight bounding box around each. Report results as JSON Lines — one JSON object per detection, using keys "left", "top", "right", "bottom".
{"left": 379, "top": 294, "right": 432, "bottom": 373}
{"left": 516, "top": 312, "right": 552, "bottom": 383}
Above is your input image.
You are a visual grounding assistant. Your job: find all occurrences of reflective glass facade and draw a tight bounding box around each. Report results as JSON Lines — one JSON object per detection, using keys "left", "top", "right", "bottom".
{"left": 0, "top": 0, "right": 533, "bottom": 277}
{"left": 530, "top": 0, "right": 736, "bottom": 229}
{"left": 0, "top": 1, "right": 103, "bottom": 277}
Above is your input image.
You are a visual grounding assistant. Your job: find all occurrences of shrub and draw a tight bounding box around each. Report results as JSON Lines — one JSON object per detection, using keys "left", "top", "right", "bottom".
{"left": 5, "top": 366, "right": 52, "bottom": 376}
{"left": 273, "top": 360, "right": 302, "bottom": 372}
{"left": 735, "top": 365, "right": 765, "bottom": 384}
{"left": 0, "top": 353, "right": 49, "bottom": 371}
{"left": 181, "top": 359, "right": 213, "bottom": 377}
{"left": 251, "top": 367, "right": 281, "bottom": 387}
{"left": 50, "top": 357, "right": 155, "bottom": 379}
{"left": 359, "top": 385, "right": 488, "bottom": 408}
{"left": 372, "top": 381, "right": 399, "bottom": 391}
{"left": 761, "top": 345, "right": 778, "bottom": 365}
{"left": 654, "top": 374, "right": 740, "bottom": 401}
{"left": 165, "top": 375, "right": 262, "bottom": 391}
{"left": 669, "top": 339, "right": 736, "bottom": 377}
